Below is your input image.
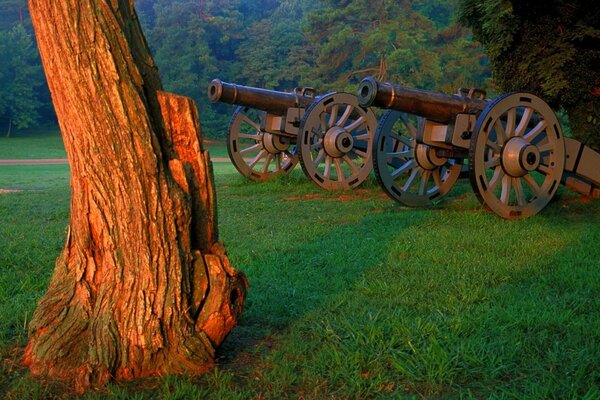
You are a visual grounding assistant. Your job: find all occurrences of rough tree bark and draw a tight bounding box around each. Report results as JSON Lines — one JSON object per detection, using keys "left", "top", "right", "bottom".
{"left": 24, "top": 0, "right": 247, "bottom": 392}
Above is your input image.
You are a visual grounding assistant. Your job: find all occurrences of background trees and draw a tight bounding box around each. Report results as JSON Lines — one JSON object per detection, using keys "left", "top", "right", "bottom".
{"left": 0, "top": 0, "right": 492, "bottom": 137}
{"left": 459, "top": 0, "right": 600, "bottom": 149}
{"left": 6, "top": 0, "right": 599, "bottom": 147}
{"left": 0, "top": 1, "right": 50, "bottom": 136}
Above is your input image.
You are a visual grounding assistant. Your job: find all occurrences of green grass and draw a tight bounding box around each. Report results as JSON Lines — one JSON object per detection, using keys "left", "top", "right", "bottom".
{"left": 0, "top": 128, "right": 66, "bottom": 159}
{"left": 0, "top": 153, "right": 599, "bottom": 398}
{"left": 0, "top": 127, "right": 228, "bottom": 162}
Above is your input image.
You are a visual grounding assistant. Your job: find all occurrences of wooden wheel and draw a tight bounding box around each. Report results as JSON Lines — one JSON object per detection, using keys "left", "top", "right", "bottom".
{"left": 469, "top": 92, "right": 565, "bottom": 219}
{"left": 373, "top": 110, "right": 462, "bottom": 206}
{"left": 298, "top": 93, "right": 376, "bottom": 190}
{"left": 227, "top": 106, "right": 298, "bottom": 181}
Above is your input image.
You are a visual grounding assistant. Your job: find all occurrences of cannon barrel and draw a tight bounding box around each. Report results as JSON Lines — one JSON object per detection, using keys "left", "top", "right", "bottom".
{"left": 208, "top": 79, "right": 316, "bottom": 116}
{"left": 358, "top": 77, "right": 488, "bottom": 124}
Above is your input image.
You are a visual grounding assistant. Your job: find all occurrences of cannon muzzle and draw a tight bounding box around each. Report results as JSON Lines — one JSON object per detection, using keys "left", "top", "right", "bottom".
{"left": 358, "top": 77, "right": 488, "bottom": 124}
{"left": 207, "top": 79, "right": 225, "bottom": 103}
{"left": 207, "top": 78, "right": 316, "bottom": 116}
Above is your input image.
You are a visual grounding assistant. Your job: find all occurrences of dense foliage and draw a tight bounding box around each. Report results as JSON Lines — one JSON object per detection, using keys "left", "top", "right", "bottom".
{"left": 0, "top": 1, "right": 51, "bottom": 136}
{"left": 459, "top": 0, "right": 600, "bottom": 149}
{"left": 137, "top": 0, "right": 490, "bottom": 135}
{"left": 0, "top": 0, "right": 492, "bottom": 138}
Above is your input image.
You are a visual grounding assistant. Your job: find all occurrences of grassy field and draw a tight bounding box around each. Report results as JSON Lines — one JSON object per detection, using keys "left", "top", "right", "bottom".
{"left": 0, "top": 128, "right": 66, "bottom": 159}
{"left": 0, "top": 135, "right": 599, "bottom": 399}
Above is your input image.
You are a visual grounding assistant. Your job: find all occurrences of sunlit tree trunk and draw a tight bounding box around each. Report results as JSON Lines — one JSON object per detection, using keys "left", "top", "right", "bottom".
{"left": 24, "top": 0, "right": 247, "bottom": 392}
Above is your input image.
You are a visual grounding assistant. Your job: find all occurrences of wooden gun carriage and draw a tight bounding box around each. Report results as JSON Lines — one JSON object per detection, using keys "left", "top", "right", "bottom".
{"left": 358, "top": 77, "right": 600, "bottom": 219}
{"left": 208, "top": 79, "right": 377, "bottom": 190}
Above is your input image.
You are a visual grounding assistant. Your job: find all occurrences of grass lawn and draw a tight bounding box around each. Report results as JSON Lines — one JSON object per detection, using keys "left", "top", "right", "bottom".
{"left": 0, "top": 128, "right": 66, "bottom": 159}
{"left": 0, "top": 139, "right": 599, "bottom": 398}
{"left": 0, "top": 127, "right": 228, "bottom": 161}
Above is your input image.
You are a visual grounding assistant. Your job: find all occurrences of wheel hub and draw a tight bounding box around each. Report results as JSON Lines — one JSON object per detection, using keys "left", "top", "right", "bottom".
{"left": 502, "top": 137, "right": 540, "bottom": 177}
{"left": 262, "top": 132, "right": 290, "bottom": 154}
{"left": 414, "top": 144, "right": 447, "bottom": 170}
{"left": 323, "top": 127, "right": 354, "bottom": 158}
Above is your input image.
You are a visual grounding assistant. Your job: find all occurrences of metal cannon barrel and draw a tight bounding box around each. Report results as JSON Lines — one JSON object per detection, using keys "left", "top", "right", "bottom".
{"left": 357, "top": 77, "right": 488, "bottom": 123}
{"left": 208, "top": 79, "right": 316, "bottom": 116}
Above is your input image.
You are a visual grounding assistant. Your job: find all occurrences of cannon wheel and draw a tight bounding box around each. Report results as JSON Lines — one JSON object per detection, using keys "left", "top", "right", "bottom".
{"left": 298, "top": 93, "right": 376, "bottom": 190}
{"left": 469, "top": 92, "right": 565, "bottom": 219}
{"left": 227, "top": 106, "right": 298, "bottom": 181}
{"left": 373, "top": 110, "right": 462, "bottom": 207}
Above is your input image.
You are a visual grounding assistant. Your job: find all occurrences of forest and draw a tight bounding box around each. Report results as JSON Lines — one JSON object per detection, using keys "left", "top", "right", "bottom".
{"left": 0, "top": 0, "right": 490, "bottom": 137}
{"left": 0, "top": 0, "right": 597, "bottom": 145}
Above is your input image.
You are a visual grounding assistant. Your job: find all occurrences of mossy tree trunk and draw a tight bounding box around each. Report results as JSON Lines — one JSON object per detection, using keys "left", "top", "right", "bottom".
{"left": 24, "top": 0, "right": 247, "bottom": 392}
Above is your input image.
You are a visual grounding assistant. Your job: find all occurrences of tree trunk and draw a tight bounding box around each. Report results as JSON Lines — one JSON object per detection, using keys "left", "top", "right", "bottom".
{"left": 24, "top": 0, "right": 247, "bottom": 392}
{"left": 6, "top": 117, "right": 12, "bottom": 137}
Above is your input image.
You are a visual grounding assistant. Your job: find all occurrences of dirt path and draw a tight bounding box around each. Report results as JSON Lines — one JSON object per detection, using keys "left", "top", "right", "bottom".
{"left": 0, "top": 157, "right": 232, "bottom": 166}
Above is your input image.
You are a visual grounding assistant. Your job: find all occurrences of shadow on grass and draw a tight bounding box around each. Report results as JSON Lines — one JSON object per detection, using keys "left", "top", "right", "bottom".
{"left": 234, "top": 196, "right": 600, "bottom": 399}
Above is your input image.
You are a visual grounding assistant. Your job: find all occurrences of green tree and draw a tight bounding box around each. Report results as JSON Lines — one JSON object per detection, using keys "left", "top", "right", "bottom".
{"left": 459, "top": 0, "right": 600, "bottom": 149}
{"left": 0, "top": 23, "right": 43, "bottom": 136}
{"left": 295, "top": 0, "right": 489, "bottom": 94}
{"left": 138, "top": 0, "right": 248, "bottom": 136}
{"left": 235, "top": 0, "right": 319, "bottom": 88}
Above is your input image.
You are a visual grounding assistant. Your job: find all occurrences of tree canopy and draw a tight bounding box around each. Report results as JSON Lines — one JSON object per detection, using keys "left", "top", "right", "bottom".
{"left": 0, "top": 0, "right": 494, "bottom": 137}
{"left": 459, "top": 0, "right": 600, "bottom": 149}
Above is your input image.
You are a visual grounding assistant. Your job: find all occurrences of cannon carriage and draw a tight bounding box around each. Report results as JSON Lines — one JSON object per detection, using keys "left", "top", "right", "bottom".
{"left": 208, "top": 79, "right": 376, "bottom": 190}
{"left": 358, "top": 77, "right": 600, "bottom": 219}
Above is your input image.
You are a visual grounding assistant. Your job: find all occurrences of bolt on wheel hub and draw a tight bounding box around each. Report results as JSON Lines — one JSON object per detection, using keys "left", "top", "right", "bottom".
{"left": 502, "top": 137, "right": 541, "bottom": 177}
{"left": 414, "top": 144, "right": 447, "bottom": 170}
{"left": 262, "top": 132, "right": 290, "bottom": 154}
{"left": 323, "top": 127, "right": 354, "bottom": 158}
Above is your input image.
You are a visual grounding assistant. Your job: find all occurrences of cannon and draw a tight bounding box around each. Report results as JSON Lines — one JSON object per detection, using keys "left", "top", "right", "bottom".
{"left": 358, "top": 77, "right": 600, "bottom": 219}
{"left": 208, "top": 79, "right": 377, "bottom": 190}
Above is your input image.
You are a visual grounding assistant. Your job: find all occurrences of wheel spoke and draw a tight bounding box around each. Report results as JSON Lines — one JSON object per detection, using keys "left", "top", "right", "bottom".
{"left": 354, "top": 149, "right": 368, "bottom": 158}
{"left": 391, "top": 159, "right": 415, "bottom": 178}
{"left": 523, "top": 120, "right": 547, "bottom": 143}
{"left": 402, "top": 167, "right": 420, "bottom": 191}
{"left": 248, "top": 149, "right": 267, "bottom": 169}
{"left": 275, "top": 153, "right": 282, "bottom": 172}
{"left": 240, "top": 114, "right": 261, "bottom": 131}
{"left": 387, "top": 150, "right": 412, "bottom": 159}
{"left": 336, "top": 105, "right": 353, "bottom": 127}
{"left": 432, "top": 168, "right": 442, "bottom": 188}
{"left": 488, "top": 166, "right": 504, "bottom": 192}
{"left": 345, "top": 116, "right": 366, "bottom": 132}
{"left": 342, "top": 155, "right": 359, "bottom": 174}
{"left": 240, "top": 143, "right": 262, "bottom": 155}
{"left": 353, "top": 133, "right": 371, "bottom": 140}
{"left": 310, "top": 139, "right": 323, "bottom": 151}
{"left": 238, "top": 133, "right": 262, "bottom": 141}
{"left": 262, "top": 154, "right": 273, "bottom": 174}
{"left": 486, "top": 140, "right": 502, "bottom": 153}
{"left": 500, "top": 174, "right": 512, "bottom": 204}
{"left": 537, "top": 142, "right": 554, "bottom": 153}
{"left": 505, "top": 108, "right": 516, "bottom": 138}
{"left": 323, "top": 156, "right": 332, "bottom": 178}
{"left": 334, "top": 158, "right": 344, "bottom": 182}
{"left": 494, "top": 120, "right": 507, "bottom": 145}
{"left": 523, "top": 173, "right": 543, "bottom": 197}
{"left": 328, "top": 105, "right": 339, "bottom": 128}
{"left": 515, "top": 107, "right": 533, "bottom": 137}
{"left": 390, "top": 132, "right": 413, "bottom": 147}
{"left": 513, "top": 177, "right": 526, "bottom": 206}
{"left": 320, "top": 113, "right": 328, "bottom": 132}
{"left": 537, "top": 164, "right": 551, "bottom": 175}
{"left": 313, "top": 149, "right": 325, "bottom": 166}
{"left": 418, "top": 170, "right": 431, "bottom": 195}
{"left": 406, "top": 120, "right": 418, "bottom": 137}
{"left": 485, "top": 156, "right": 501, "bottom": 169}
